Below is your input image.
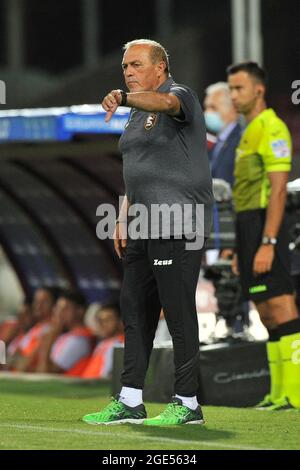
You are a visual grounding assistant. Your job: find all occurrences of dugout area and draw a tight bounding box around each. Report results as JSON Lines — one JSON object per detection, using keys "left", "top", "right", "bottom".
{"left": 0, "top": 107, "right": 128, "bottom": 304}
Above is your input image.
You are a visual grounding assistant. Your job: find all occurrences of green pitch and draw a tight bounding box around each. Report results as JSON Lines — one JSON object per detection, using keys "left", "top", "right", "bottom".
{"left": 0, "top": 377, "right": 299, "bottom": 450}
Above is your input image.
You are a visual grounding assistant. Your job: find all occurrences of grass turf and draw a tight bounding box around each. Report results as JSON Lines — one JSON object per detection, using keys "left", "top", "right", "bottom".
{"left": 0, "top": 377, "right": 299, "bottom": 450}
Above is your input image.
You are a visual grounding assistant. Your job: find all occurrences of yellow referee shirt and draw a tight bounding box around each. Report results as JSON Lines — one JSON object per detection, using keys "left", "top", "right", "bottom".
{"left": 233, "top": 108, "right": 292, "bottom": 213}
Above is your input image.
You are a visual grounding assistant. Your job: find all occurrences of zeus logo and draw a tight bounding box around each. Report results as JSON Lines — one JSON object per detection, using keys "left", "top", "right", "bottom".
{"left": 153, "top": 259, "right": 173, "bottom": 266}
{"left": 291, "top": 80, "right": 300, "bottom": 105}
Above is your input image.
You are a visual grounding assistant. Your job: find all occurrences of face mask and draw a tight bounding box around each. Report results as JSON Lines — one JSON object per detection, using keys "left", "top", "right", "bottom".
{"left": 204, "top": 111, "right": 225, "bottom": 134}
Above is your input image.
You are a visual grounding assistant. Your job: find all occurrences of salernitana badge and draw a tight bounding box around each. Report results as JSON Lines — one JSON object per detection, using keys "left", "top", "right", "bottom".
{"left": 144, "top": 113, "right": 157, "bottom": 130}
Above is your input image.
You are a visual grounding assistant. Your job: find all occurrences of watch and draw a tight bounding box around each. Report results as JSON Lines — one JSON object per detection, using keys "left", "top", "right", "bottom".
{"left": 119, "top": 90, "right": 127, "bottom": 106}
{"left": 261, "top": 236, "right": 277, "bottom": 246}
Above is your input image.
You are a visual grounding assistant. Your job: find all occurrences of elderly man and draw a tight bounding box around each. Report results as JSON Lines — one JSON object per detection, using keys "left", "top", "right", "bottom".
{"left": 83, "top": 39, "right": 213, "bottom": 426}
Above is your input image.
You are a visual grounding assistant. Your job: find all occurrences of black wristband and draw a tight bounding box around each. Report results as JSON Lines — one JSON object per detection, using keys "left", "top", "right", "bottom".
{"left": 120, "top": 90, "right": 127, "bottom": 106}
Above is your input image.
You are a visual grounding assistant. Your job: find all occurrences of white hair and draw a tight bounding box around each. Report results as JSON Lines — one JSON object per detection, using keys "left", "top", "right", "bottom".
{"left": 205, "top": 82, "right": 232, "bottom": 108}
{"left": 123, "top": 39, "right": 170, "bottom": 73}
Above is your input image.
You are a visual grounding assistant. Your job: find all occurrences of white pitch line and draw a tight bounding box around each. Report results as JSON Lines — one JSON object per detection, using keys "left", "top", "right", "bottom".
{"left": 0, "top": 423, "right": 265, "bottom": 450}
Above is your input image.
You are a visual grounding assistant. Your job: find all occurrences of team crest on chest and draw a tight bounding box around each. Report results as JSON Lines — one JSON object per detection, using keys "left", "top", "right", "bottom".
{"left": 144, "top": 113, "right": 157, "bottom": 130}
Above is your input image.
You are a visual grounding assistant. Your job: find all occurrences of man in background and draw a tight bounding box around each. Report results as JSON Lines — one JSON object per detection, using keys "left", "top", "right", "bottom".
{"left": 228, "top": 61, "right": 300, "bottom": 410}
{"left": 9, "top": 287, "right": 59, "bottom": 372}
{"left": 81, "top": 302, "right": 124, "bottom": 379}
{"left": 0, "top": 299, "right": 33, "bottom": 349}
{"left": 204, "top": 82, "right": 241, "bottom": 186}
{"left": 36, "top": 290, "right": 93, "bottom": 376}
{"left": 204, "top": 82, "right": 250, "bottom": 337}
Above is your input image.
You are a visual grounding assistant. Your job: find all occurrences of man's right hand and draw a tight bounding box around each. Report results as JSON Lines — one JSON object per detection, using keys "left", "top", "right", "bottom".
{"left": 114, "top": 222, "right": 127, "bottom": 259}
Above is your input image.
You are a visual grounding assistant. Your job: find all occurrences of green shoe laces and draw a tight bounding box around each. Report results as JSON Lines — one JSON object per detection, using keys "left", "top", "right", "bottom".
{"left": 159, "top": 402, "right": 190, "bottom": 419}
{"left": 97, "top": 397, "right": 125, "bottom": 418}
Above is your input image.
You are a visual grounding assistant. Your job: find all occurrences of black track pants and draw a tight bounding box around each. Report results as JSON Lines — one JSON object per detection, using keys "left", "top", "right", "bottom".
{"left": 120, "top": 237, "right": 205, "bottom": 396}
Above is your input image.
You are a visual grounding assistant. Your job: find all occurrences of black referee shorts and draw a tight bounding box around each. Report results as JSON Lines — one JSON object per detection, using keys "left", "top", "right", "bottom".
{"left": 120, "top": 236, "right": 205, "bottom": 397}
{"left": 236, "top": 209, "right": 294, "bottom": 303}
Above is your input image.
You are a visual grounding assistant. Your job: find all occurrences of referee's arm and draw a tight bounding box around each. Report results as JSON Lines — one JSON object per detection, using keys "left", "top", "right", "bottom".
{"left": 263, "top": 171, "right": 288, "bottom": 239}
{"left": 253, "top": 171, "right": 288, "bottom": 275}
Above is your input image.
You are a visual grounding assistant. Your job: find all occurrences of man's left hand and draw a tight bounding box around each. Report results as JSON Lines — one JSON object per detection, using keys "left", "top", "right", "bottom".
{"left": 102, "top": 90, "right": 123, "bottom": 122}
{"left": 253, "top": 245, "right": 275, "bottom": 275}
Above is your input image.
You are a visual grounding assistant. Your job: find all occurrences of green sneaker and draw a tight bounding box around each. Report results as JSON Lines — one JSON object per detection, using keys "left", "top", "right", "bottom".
{"left": 266, "top": 397, "right": 294, "bottom": 411}
{"left": 82, "top": 394, "right": 147, "bottom": 425}
{"left": 144, "top": 397, "right": 204, "bottom": 426}
{"left": 255, "top": 394, "right": 275, "bottom": 410}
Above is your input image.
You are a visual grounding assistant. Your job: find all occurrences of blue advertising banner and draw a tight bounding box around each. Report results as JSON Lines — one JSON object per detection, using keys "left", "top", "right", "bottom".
{"left": 0, "top": 105, "right": 130, "bottom": 142}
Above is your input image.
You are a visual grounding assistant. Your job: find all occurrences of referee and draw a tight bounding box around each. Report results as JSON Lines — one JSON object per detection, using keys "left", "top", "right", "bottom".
{"left": 83, "top": 39, "right": 213, "bottom": 425}
{"left": 228, "top": 62, "right": 300, "bottom": 410}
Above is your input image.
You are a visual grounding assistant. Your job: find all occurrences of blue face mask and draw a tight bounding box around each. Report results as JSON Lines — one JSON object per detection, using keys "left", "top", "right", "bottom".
{"left": 204, "top": 111, "right": 225, "bottom": 134}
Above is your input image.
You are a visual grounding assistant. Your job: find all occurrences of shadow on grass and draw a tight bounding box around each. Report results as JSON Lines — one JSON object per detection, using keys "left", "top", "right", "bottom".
{"left": 130, "top": 423, "right": 235, "bottom": 445}
{"left": 0, "top": 379, "right": 110, "bottom": 399}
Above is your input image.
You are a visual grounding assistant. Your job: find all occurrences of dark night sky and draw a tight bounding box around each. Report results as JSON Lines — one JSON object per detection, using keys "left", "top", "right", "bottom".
{"left": 0, "top": 0, "right": 299, "bottom": 98}
{"left": 22, "top": 0, "right": 156, "bottom": 73}
{"left": 24, "top": 0, "right": 83, "bottom": 72}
